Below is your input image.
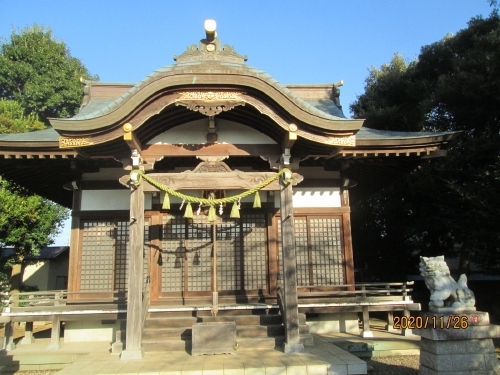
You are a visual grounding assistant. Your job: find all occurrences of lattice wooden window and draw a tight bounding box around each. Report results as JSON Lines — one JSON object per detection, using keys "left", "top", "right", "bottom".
{"left": 277, "top": 215, "right": 344, "bottom": 287}
{"left": 217, "top": 217, "right": 241, "bottom": 291}
{"left": 81, "top": 219, "right": 148, "bottom": 292}
{"left": 294, "top": 218, "right": 310, "bottom": 286}
{"left": 242, "top": 213, "right": 267, "bottom": 290}
{"left": 114, "top": 221, "right": 129, "bottom": 291}
{"left": 161, "top": 215, "right": 185, "bottom": 293}
{"left": 187, "top": 216, "right": 212, "bottom": 292}
{"left": 310, "top": 218, "right": 344, "bottom": 285}
{"left": 160, "top": 212, "right": 267, "bottom": 294}
{"left": 81, "top": 221, "right": 116, "bottom": 292}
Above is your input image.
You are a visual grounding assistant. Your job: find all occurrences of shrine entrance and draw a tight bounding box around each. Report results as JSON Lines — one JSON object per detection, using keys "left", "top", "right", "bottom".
{"left": 148, "top": 210, "right": 269, "bottom": 304}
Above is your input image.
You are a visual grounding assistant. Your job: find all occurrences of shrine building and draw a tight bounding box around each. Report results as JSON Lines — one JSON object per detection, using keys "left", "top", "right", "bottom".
{"left": 0, "top": 20, "right": 458, "bottom": 357}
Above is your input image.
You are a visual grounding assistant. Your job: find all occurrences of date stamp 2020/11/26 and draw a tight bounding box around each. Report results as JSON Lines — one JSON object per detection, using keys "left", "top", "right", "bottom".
{"left": 393, "top": 315, "right": 474, "bottom": 330}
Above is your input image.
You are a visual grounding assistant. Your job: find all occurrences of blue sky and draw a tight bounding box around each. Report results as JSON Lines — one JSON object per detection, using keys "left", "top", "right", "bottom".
{"left": 0, "top": 0, "right": 494, "bottom": 245}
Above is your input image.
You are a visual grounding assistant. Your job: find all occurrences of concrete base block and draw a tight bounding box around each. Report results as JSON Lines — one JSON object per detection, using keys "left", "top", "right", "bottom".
{"left": 120, "top": 349, "right": 144, "bottom": 360}
{"left": 3, "top": 342, "right": 15, "bottom": 351}
{"left": 192, "top": 322, "right": 236, "bottom": 356}
{"left": 19, "top": 334, "right": 35, "bottom": 345}
{"left": 111, "top": 330, "right": 124, "bottom": 354}
{"left": 306, "top": 312, "right": 359, "bottom": 334}
{"left": 64, "top": 320, "right": 119, "bottom": 342}
{"left": 47, "top": 340, "right": 61, "bottom": 350}
{"left": 283, "top": 342, "right": 305, "bottom": 354}
{"left": 401, "top": 329, "right": 414, "bottom": 337}
{"left": 361, "top": 331, "right": 374, "bottom": 338}
{"left": 20, "top": 322, "right": 35, "bottom": 345}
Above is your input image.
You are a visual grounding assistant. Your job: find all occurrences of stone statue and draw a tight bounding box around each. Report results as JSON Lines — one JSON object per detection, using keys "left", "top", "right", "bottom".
{"left": 419, "top": 256, "right": 475, "bottom": 310}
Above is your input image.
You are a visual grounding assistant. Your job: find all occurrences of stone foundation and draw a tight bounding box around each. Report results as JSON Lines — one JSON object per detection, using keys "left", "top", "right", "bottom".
{"left": 306, "top": 312, "right": 359, "bottom": 334}
{"left": 64, "top": 320, "right": 120, "bottom": 342}
{"left": 414, "top": 311, "right": 500, "bottom": 374}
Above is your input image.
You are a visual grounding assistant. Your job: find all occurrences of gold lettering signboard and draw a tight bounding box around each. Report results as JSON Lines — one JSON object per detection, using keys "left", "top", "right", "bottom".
{"left": 59, "top": 137, "right": 94, "bottom": 148}
{"left": 327, "top": 135, "right": 356, "bottom": 147}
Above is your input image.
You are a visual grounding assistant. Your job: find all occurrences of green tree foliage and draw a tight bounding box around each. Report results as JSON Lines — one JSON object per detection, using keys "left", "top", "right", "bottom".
{"left": 0, "top": 25, "right": 97, "bottom": 123}
{"left": 350, "top": 12, "right": 500, "bottom": 279}
{"left": 0, "top": 180, "right": 69, "bottom": 293}
{"left": 0, "top": 99, "right": 45, "bottom": 133}
{"left": 0, "top": 25, "right": 92, "bottom": 292}
{"left": 0, "top": 181, "right": 68, "bottom": 264}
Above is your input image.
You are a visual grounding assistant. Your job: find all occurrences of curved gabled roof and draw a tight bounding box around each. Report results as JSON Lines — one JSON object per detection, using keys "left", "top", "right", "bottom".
{"left": 50, "top": 37, "right": 363, "bottom": 141}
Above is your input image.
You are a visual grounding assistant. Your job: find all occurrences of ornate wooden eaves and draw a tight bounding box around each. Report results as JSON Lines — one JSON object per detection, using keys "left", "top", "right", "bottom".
{"left": 58, "top": 90, "right": 357, "bottom": 149}
{"left": 118, "top": 161, "right": 303, "bottom": 191}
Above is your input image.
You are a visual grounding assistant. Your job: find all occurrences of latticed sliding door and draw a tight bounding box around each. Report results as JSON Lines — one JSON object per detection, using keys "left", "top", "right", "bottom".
{"left": 159, "top": 211, "right": 268, "bottom": 298}
{"left": 80, "top": 219, "right": 149, "bottom": 292}
{"left": 80, "top": 221, "right": 117, "bottom": 292}
{"left": 278, "top": 215, "right": 345, "bottom": 288}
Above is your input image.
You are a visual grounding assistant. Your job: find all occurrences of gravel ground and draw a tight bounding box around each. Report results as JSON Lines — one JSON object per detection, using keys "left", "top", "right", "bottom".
{"left": 366, "top": 355, "right": 420, "bottom": 375}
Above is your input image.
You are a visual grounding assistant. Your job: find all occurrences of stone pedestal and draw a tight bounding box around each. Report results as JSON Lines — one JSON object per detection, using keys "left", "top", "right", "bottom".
{"left": 192, "top": 322, "right": 237, "bottom": 355}
{"left": 413, "top": 311, "right": 500, "bottom": 375}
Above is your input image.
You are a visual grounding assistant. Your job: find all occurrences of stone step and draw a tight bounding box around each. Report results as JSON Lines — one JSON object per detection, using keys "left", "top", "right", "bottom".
{"left": 144, "top": 314, "right": 294, "bottom": 328}
{"left": 143, "top": 323, "right": 310, "bottom": 340}
{"left": 143, "top": 322, "right": 310, "bottom": 340}
{"left": 142, "top": 334, "right": 313, "bottom": 353}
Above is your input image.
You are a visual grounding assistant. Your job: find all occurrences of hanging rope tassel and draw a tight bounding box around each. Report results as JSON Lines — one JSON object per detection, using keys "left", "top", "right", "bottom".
{"left": 253, "top": 191, "right": 261, "bottom": 208}
{"left": 184, "top": 202, "right": 193, "bottom": 219}
{"left": 162, "top": 193, "right": 170, "bottom": 210}
{"left": 230, "top": 202, "right": 240, "bottom": 219}
{"left": 207, "top": 205, "right": 217, "bottom": 222}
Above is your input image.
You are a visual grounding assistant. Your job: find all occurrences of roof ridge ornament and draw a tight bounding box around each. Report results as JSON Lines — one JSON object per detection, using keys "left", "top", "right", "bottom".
{"left": 173, "top": 19, "right": 248, "bottom": 64}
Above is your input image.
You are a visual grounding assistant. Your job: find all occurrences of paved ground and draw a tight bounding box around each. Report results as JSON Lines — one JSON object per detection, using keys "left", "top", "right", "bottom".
{"left": 1, "top": 336, "right": 366, "bottom": 374}
{"left": 0, "top": 320, "right": 423, "bottom": 375}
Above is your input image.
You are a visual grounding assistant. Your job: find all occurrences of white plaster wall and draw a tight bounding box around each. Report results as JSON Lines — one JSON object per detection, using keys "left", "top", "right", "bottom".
{"left": 81, "top": 168, "right": 125, "bottom": 181}
{"left": 22, "top": 261, "right": 49, "bottom": 290}
{"left": 274, "top": 188, "right": 341, "bottom": 208}
{"left": 148, "top": 119, "right": 277, "bottom": 145}
{"left": 64, "top": 320, "right": 120, "bottom": 342}
{"left": 81, "top": 190, "right": 152, "bottom": 210}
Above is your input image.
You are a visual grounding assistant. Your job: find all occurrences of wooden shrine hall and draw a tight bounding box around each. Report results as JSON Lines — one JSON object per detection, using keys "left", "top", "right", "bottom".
{"left": 0, "top": 20, "right": 458, "bottom": 358}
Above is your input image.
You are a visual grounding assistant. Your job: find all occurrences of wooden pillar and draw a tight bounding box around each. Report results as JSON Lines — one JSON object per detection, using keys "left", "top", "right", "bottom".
{"left": 279, "top": 177, "right": 304, "bottom": 354}
{"left": 121, "top": 181, "right": 144, "bottom": 360}
{"left": 68, "top": 188, "right": 82, "bottom": 298}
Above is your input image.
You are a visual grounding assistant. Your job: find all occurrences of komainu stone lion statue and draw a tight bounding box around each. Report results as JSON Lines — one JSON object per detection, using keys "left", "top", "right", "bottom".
{"left": 419, "top": 256, "right": 475, "bottom": 310}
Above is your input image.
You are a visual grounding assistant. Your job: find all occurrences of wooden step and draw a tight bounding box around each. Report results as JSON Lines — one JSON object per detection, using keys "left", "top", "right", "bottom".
{"left": 141, "top": 310, "right": 312, "bottom": 352}
{"left": 199, "top": 314, "right": 283, "bottom": 325}
{"left": 142, "top": 327, "right": 192, "bottom": 340}
{"left": 144, "top": 316, "right": 199, "bottom": 328}
{"left": 142, "top": 339, "right": 191, "bottom": 352}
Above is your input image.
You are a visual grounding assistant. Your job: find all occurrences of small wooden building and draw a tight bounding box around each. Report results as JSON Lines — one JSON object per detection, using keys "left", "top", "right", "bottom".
{"left": 0, "top": 22, "right": 458, "bottom": 356}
